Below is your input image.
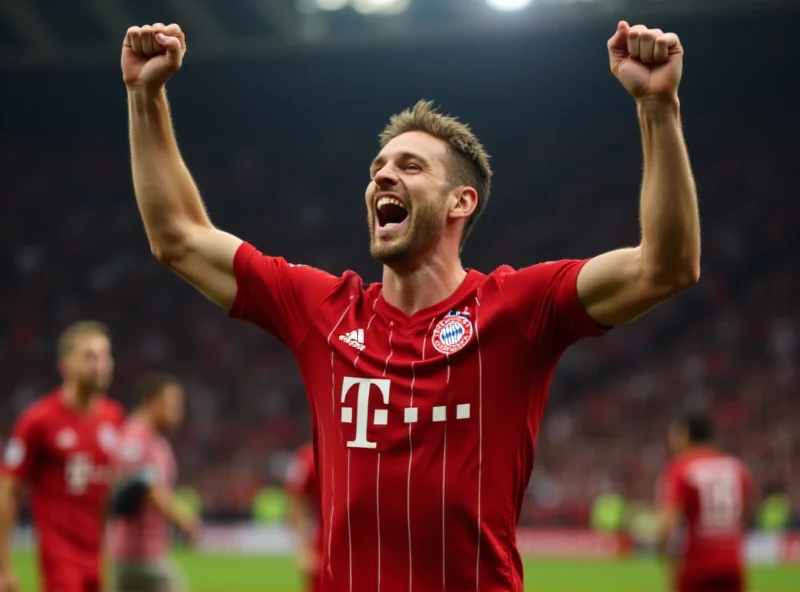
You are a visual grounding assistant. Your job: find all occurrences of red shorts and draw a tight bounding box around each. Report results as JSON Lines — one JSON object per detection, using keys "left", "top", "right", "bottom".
{"left": 677, "top": 572, "right": 744, "bottom": 592}
{"left": 40, "top": 554, "right": 100, "bottom": 592}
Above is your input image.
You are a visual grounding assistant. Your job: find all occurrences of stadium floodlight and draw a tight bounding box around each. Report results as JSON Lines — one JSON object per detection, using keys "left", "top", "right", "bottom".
{"left": 295, "top": 0, "right": 349, "bottom": 14}
{"left": 314, "top": 0, "right": 350, "bottom": 10}
{"left": 351, "top": 0, "right": 411, "bottom": 15}
{"left": 486, "top": 0, "right": 533, "bottom": 11}
{"left": 316, "top": 0, "right": 350, "bottom": 10}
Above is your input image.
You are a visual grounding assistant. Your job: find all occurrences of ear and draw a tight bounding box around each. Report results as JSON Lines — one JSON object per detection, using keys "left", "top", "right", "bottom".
{"left": 447, "top": 186, "right": 479, "bottom": 222}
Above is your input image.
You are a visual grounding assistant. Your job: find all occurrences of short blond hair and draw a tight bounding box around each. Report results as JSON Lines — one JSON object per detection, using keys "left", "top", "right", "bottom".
{"left": 57, "top": 321, "right": 110, "bottom": 359}
{"left": 379, "top": 100, "right": 492, "bottom": 247}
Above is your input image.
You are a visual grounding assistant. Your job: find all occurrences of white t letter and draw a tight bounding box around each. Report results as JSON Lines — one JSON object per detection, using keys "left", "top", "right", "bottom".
{"left": 341, "top": 377, "right": 390, "bottom": 449}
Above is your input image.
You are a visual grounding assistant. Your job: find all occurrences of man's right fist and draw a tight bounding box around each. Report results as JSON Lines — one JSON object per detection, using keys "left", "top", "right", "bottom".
{"left": 122, "top": 23, "right": 186, "bottom": 90}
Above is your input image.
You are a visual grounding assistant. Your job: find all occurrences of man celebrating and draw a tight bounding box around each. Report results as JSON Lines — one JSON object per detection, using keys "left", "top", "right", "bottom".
{"left": 121, "top": 20, "right": 699, "bottom": 591}
{"left": 0, "top": 322, "right": 124, "bottom": 592}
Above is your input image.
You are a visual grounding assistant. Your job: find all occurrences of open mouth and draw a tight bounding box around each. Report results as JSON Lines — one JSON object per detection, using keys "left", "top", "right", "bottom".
{"left": 376, "top": 195, "right": 409, "bottom": 228}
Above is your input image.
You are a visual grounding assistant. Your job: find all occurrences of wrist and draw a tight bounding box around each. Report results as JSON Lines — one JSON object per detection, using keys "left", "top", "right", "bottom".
{"left": 127, "top": 84, "right": 166, "bottom": 104}
{"left": 636, "top": 95, "right": 680, "bottom": 120}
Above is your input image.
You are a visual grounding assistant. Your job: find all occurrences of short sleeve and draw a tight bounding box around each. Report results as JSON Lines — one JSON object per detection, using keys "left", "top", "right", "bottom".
{"left": 285, "top": 448, "right": 315, "bottom": 497}
{"left": 2, "top": 412, "right": 40, "bottom": 482}
{"left": 228, "top": 242, "right": 342, "bottom": 349}
{"left": 498, "top": 259, "right": 608, "bottom": 349}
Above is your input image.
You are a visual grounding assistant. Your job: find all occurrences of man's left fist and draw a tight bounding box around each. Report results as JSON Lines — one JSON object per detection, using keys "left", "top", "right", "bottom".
{"left": 607, "top": 21, "right": 683, "bottom": 100}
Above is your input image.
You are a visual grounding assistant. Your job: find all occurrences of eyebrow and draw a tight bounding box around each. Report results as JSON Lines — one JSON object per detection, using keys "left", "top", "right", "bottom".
{"left": 370, "top": 151, "right": 431, "bottom": 174}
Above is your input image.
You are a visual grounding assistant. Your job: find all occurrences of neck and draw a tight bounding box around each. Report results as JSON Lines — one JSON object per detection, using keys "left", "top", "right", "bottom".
{"left": 381, "top": 253, "right": 467, "bottom": 316}
{"left": 133, "top": 409, "right": 159, "bottom": 432}
{"left": 61, "top": 382, "right": 95, "bottom": 413}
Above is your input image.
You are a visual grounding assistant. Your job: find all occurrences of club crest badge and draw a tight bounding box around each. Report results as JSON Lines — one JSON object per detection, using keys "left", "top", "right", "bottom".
{"left": 432, "top": 309, "right": 473, "bottom": 355}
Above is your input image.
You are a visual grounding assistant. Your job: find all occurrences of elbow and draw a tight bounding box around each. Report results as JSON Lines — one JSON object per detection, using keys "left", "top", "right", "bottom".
{"left": 670, "top": 261, "right": 700, "bottom": 292}
{"left": 646, "top": 261, "right": 700, "bottom": 299}
{"left": 149, "top": 230, "right": 193, "bottom": 267}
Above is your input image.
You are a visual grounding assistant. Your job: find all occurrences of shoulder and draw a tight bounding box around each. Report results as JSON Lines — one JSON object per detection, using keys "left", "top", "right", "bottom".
{"left": 16, "top": 392, "right": 61, "bottom": 426}
{"left": 313, "top": 270, "right": 375, "bottom": 314}
{"left": 663, "top": 455, "right": 689, "bottom": 481}
{"left": 98, "top": 398, "right": 126, "bottom": 426}
{"left": 487, "top": 260, "right": 590, "bottom": 284}
{"left": 116, "top": 422, "right": 151, "bottom": 461}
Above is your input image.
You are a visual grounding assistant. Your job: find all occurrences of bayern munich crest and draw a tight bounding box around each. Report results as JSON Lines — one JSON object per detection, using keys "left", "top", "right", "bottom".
{"left": 431, "top": 309, "right": 473, "bottom": 355}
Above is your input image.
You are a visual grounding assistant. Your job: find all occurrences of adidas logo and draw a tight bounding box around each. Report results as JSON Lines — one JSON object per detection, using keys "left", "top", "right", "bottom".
{"left": 339, "top": 329, "right": 365, "bottom": 351}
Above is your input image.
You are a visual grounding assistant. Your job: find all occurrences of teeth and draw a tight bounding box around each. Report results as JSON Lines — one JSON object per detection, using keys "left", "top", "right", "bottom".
{"left": 376, "top": 196, "right": 406, "bottom": 210}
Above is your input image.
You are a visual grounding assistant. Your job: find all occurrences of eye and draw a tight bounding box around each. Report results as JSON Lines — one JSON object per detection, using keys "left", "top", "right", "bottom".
{"left": 405, "top": 163, "right": 421, "bottom": 171}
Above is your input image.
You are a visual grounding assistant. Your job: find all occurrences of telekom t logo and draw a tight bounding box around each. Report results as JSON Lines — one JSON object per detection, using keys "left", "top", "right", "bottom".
{"left": 340, "top": 376, "right": 472, "bottom": 449}
{"left": 340, "top": 377, "right": 390, "bottom": 449}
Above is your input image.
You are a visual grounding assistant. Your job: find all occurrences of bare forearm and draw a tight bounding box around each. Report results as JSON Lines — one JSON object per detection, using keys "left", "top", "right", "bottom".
{"left": 0, "top": 486, "right": 18, "bottom": 569}
{"left": 638, "top": 97, "right": 700, "bottom": 285}
{"left": 146, "top": 486, "right": 191, "bottom": 530}
{"left": 128, "top": 88, "right": 212, "bottom": 259}
{"left": 288, "top": 497, "right": 315, "bottom": 546}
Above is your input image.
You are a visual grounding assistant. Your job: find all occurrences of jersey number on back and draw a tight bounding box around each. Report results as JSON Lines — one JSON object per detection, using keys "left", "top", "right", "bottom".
{"left": 695, "top": 467, "right": 741, "bottom": 532}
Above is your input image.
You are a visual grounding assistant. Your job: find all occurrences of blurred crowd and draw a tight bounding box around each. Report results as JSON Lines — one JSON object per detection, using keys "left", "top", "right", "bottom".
{"left": 2, "top": 48, "right": 798, "bottom": 529}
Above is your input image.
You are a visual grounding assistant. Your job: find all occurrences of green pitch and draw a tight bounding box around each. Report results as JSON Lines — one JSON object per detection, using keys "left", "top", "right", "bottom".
{"left": 11, "top": 551, "right": 800, "bottom": 591}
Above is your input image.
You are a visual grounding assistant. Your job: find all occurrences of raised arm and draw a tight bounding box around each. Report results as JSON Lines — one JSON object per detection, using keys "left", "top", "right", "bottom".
{"left": 123, "top": 23, "right": 242, "bottom": 310}
{"left": 576, "top": 22, "right": 700, "bottom": 327}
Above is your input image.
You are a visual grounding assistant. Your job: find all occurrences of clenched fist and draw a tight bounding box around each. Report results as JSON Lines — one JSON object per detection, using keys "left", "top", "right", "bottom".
{"left": 608, "top": 21, "right": 683, "bottom": 100}
{"left": 122, "top": 23, "right": 186, "bottom": 90}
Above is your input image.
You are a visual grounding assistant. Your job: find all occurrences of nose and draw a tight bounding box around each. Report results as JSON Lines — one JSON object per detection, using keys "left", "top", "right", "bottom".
{"left": 373, "top": 164, "right": 400, "bottom": 189}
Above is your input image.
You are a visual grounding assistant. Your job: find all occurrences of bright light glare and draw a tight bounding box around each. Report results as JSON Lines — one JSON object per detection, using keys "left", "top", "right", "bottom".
{"left": 486, "top": 0, "right": 533, "bottom": 11}
{"left": 352, "top": 0, "right": 410, "bottom": 15}
{"left": 314, "top": 0, "right": 350, "bottom": 10}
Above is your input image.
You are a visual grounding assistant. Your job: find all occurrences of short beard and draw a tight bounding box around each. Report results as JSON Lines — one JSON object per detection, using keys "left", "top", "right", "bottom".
{"left": 369, "top": 198, "right": 445, "bottom": 266}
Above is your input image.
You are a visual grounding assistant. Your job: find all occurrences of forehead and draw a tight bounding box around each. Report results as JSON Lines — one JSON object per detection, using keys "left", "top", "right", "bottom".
{"left": 162, "top": 384, "right": 184, "bottom": 399}
{"left": 376, "top": 131, "right": 449, "bottom": 165}
{"left": 70, "top": 333, "right": 110, "bottom": 353}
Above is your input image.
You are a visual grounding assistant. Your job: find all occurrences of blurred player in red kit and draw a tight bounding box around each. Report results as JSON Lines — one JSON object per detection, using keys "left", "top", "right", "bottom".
{"left": 0, "top": 321, "right": 124, "bottom": 592}
{"left": 286, "top": 442, "right": 323, "bottom": 592}
{"left": 122, "top": 19, "right": 700, "bottom": 591}
{"left": 108, "top": 372, "right": 197, "bottom": 592}
{"left": 657, "top": 412, "right": 753, "bottom": 592}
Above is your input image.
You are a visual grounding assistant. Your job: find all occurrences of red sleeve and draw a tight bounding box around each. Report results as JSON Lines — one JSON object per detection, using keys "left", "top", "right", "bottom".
{"left": 2, "top": 410, "right": 41, "bottom": 483}
{"left": 285, "top": 447, "right": 315, "bottom": 497}
{"left": 497, "top": 259, "right": 608, "bottom": 350}
{"left": 228, "top": 242, "right": 341, "bottom": 349}
{"left": 658, "top": 463, "right": 685, "bottom": 509}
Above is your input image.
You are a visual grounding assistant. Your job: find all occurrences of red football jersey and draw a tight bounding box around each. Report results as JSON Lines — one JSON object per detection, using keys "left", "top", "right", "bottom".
{"left": 2, "top": 391, "right": 124, "bottom": 569}
{"left": 229, "top": 243, "right": 606, "bottom": 592}
{"left": 286, "top": 443, "right": 323, "bottom": 554}
{"left": 660, "top": 447, "right": 752, "bottom": 580}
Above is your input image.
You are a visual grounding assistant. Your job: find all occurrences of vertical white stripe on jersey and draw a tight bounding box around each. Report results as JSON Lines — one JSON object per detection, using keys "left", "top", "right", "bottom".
{"left": 347, "top": 448, "right": 353, "bottom": 592}
{"left": 326, "top": 301, "right": 353, "bottom": 578}
{"left": 442, "top": 330, "right": 451, "bottom": 591}
{"left": 441, "top": 420, "right": 447, "bottom": 592}
{"left": 404, "top": 318, "right": 436, "bottom": 592}
{"left": 376, "top": 327, "right": 392, "bottom": 592}
{"left": 376, "top": 451, "right": 382, "bottom": 592}
{"left": 474, "top": 297, "right": 483, "bottom": 591}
